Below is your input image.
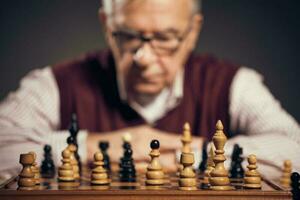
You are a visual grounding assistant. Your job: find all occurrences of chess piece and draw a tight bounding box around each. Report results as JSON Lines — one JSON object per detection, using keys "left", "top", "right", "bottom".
{"left": 120, "top": 141, "right": 130, "bottom": 163}
{"left": 280, "top": 160, "right": 292, "bottom": 188}
{"left": 119, "top": 132, "right": 135, "bottom": 182}
{"left": 122, "top": 132, "right": 132, "bottom": 146}
{"left": 99, "top": 141, "right": 111, "bottom": 172}
{"left": 68, "top": 113, "right": 81, "bottom": 173}
{"left": 201, "top": 144, "right": 215, "bottom": 189}
{"left": 198, "top": 140, "right": 208, "bottom": 174}
{"left": 58, "top": 148, "right": 75, "bottom": 182}
{"left": 91, "top": 151, "right": 110, "bottom": 185}
{"left": 291, "top": 172, "right": 300, "bottom": 200}
{"left": 179, "top": 152, "right": 197, "bottom": 190}
{"left": 119, "top": 140, "right": 130, "bottom": 166}
{"left": 229, "top": 144, "right": 244, "bottom": 179}
{"left": 146, "top": 140, "right": 165, "bottom": 186}
{"left": 69, "top": 113, "right": 79, "bottom": 140}
{"left": 41, "top": 145, "right": 55, "bottom": 178}
{"left": 178, "top": 122, "right": 192, "bottom": 173}
{"left": 209, "top": 120, "right": 233, "bottom": 190}
{"left": 18, "top": 153, "right": 35, "bottom": 190}
{"left": 181, "top": 122, "right": 192, "bottom": 154}
{"left": 67, "top": 136, "right": 80, "bottom": 180}
{"left": 243, "top": 154, "right": 261, "bottom": 189}
{"left": 28, "top": 151, "right": 41, "bottom": 185}
{"left": 119, "top": 144, "right": 136, "bottom": 182}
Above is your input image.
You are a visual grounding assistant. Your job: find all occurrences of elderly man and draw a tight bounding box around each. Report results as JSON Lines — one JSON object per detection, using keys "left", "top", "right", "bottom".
{"left": 0, "top": 0, "right": 299, "bottom": 179}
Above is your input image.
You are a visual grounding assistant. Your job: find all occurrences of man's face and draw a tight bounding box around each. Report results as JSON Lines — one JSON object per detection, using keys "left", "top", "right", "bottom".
{"left": 103, "top": 0, "right": 202, "bottom": 97}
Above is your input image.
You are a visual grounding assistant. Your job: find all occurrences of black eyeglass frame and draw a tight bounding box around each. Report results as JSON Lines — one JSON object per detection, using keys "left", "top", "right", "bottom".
{"left": 111, "top": 22, "right": 193, "bottom": 55}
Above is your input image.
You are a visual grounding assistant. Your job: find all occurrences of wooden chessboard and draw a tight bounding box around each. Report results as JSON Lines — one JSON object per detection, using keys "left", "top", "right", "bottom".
{"left": 0, "top": 169, "right": 292, "bottom": 200}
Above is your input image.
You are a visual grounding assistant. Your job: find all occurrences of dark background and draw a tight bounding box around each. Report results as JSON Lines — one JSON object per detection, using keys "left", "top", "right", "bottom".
{"left": 0, "top": 0, "right": 299, "bottom": 122}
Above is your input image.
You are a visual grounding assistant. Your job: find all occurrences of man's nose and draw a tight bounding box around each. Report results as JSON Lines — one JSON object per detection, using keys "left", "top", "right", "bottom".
{"left": 133, "top": 43, "right": 157, "bottom": 68}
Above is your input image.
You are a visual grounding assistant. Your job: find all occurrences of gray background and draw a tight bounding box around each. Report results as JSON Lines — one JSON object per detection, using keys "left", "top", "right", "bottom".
{"left": 0, "top": 0, "right": 299, "bottom": 122}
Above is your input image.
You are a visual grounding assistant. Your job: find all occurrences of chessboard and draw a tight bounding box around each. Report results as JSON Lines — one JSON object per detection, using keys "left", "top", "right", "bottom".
{"left": 0, "top": 119, "right": 296, "bottom": 200}
{"left": 0, "top": 169, "right": 292, "bottom": 200}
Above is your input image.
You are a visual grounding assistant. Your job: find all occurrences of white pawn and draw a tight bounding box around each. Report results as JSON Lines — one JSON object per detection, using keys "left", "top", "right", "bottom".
{"left": 280, "top": 160, "right": 292, "bottom": 188}
{"left": 146, "top": 140, "right": 164, "bottom": 186}
{"left": 243, "top": 154, "right": 261, "bottom": 189}
{"left": 67, "top": 143, "right": 80, "bottom": 180}
{"left": 179, "top": 152, "right": 197, "bottom": 190}
{"left": 201, "top": 144, "right": 215, "bottom": 189}
{"left": 58, "top": 148, "right": 75, "bottom": 182}
{"left": 123, "top": 132, "right": 132, "bottom": 143}
{"left": 91, "top": 151, "right": 109, "bottom": 185}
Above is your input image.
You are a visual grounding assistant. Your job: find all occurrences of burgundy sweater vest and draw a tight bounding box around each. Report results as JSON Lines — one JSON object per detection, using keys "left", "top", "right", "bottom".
{"left": 52, "top": 50, "right": 238, "bottom": 140}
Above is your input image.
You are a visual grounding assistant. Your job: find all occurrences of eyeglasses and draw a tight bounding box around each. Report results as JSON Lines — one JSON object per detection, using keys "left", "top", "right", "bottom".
{"left": 111, "top": 24, "right": 192, "bottom": 56}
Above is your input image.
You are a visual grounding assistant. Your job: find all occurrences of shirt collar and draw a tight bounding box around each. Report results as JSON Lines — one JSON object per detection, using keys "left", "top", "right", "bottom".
{"left": 116, "top": 68, "right": 184, "bottom": 123}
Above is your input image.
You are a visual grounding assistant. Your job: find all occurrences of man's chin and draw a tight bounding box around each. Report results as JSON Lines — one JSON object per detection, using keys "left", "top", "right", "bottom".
{"left": 133, "top": 84, "right": 164, "bottom": 96}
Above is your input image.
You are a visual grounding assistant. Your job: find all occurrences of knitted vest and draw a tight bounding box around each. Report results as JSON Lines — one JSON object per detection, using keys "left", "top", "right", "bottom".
{"left": 52, "top": 50, "right": 238, "bottom": 140}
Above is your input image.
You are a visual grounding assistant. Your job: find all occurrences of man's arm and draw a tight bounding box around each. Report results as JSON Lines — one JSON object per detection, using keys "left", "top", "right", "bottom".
{"left": 0, "top": 67, "right": 88, "bottom": 177}
{"left": 227, "top": 67, "right": 300, "bottom": 177}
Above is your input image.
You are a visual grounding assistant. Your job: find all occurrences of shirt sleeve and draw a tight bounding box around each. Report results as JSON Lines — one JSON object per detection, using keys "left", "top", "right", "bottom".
{"left": 227, "top": 67, "right": 300, "bottom": 178}
{"left": 0, "top": 67, "right": 87, "bottom": 179}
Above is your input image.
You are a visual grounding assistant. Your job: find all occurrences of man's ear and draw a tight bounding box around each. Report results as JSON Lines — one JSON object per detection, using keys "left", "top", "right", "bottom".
{"left": 98, "top": 8, "right": 107, "bottom": 27}
{"left": 194, "top": 13, "right": 203, "bottom": 34}
{"left": 188, "top": 13, "right": 203, "bottom": 51}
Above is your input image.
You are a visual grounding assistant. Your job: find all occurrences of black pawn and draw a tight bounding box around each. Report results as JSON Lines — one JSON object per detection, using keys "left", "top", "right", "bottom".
{"left": 119, "top": 144, "right": 136, "bottom": 182}
{"left": 150, "top": 139, "right": 160, "bottom": 149}
{"left": 99, "top": 141, "right": 111, "bottom": 172}
{"left": 291, "top": 172, "right": 300, "bottom": 200}
{"left": 229, "top": 144, "right": 244, "bottom": 179}
{"left": 41, "top": 145, "right": 55, "bottom": 178}
{"left": 198, "top": 140, "right": 208, "bottom": 174}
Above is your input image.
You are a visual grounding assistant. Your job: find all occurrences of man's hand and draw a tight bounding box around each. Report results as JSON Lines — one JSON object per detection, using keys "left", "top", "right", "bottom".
{"left": 87, "top": 125, "right": 203, "bottom": 167}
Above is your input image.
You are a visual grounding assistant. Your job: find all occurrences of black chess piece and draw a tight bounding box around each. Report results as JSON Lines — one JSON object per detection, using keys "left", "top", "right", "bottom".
{"left": 119, "top": 141, "right": 131, "bottom": 167}
{"left": 119, "top": 144, "right": 136, "bottom": 182}
{"left": 235, "top": 147, "right": 244, "bottom": 178}
{"left": 229, "top": 144, "right": 244, "bottom": 179}
{"left": 68, "top": 113, "right": 81, "bottom": 173}
{"left": 41, "top": 145, "right": 55, "bottom": 178}
{"left": 67, "top": 135, "right": 76, "bottom": 145}
{"left": 123, "top": 141, "right": 131, "bottom": 150}
{"left": 230, "top": 144, "right": 239, "bottom": 164}
{"left": 99, "top": 141, "right": 111, "bottom": 172}
{"left": 291, "top": 172, "right": 300, "bottom": 200}
{"left": 69, "top": 113, "right": 79, "bottom": 140}
{"left": 198, "top": 140, "right": 208, "bottom": 174}
{"left": 118, "top": 142, "right": 132, "bottom": 166}
{"left": 150, "top": 139, "right": 160, "bottom": 149}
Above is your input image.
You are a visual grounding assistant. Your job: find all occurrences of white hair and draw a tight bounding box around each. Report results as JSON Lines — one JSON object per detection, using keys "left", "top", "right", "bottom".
{"left": 102, "top": 0, "right": 202, "bottom": 16}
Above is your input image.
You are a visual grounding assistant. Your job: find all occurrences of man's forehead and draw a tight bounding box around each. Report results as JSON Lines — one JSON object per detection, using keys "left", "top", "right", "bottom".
{"left": 107, "top": 0, "right": 192, "bottom": 11}
{"left": 110, "top": 0, "right": 192, "bottom": 32}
